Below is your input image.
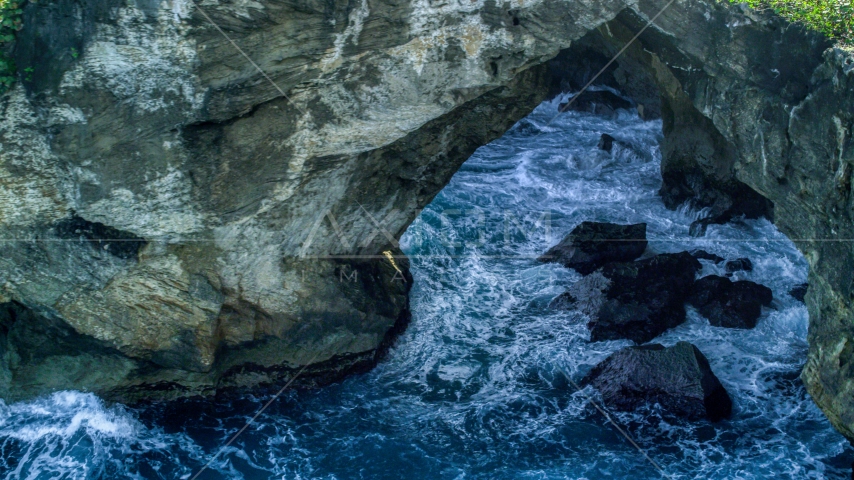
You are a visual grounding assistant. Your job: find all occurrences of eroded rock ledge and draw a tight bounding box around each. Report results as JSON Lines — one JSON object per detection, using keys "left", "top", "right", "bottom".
{"left": 0, "top": 0, "right": 852, "bottom": 445}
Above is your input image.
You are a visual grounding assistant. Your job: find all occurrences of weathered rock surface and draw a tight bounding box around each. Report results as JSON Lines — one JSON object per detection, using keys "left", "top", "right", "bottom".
{"left": 582, "top": 341, "right": 732, "bottom": 421}
{"left": 539, "top": 222, "right": 647, "bottom": 274}
{"left": 0, "top": 0, "right": 853, "bottom": 443}
{"left": 0, "top": 0, "right": 556, "bottom": 401}
{"left": 689, "top": 275, "right": 773, "bottom": 329}
{"left": 571, "top": 252, "right": 701, "bottom": 343}
{"left": 564, "top": 5, "right": 853, "bottom": 441}
{"left": 725, "top": 258, "right": 754, "bottom": 274}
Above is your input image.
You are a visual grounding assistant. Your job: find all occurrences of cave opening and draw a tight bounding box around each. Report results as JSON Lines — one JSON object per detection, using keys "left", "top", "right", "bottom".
{"left": 386, "top": 21, "right": 851, "bottom": 477}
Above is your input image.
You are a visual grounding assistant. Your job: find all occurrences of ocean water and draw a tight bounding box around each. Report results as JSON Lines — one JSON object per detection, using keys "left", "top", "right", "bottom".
{"left": 2, "top": 93, "right": 852, "bottom": 479}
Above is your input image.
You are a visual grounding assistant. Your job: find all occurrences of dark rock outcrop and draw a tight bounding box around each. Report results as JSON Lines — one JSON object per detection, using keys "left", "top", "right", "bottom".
{"left": 559, "top": 90, "right": 634, "bottom": 116}
{"left": 691, "top": 250, "right": 725, "bottom": 263}
{"left": 582, "top": 341, "right": 732, "bottom": 421}
{"left": 539, "top": 222, "right": 647, "bottom": 275}
{"left": 581, "top": 252, "right": 702, "bottom": 343}
{"left": 725, "top": 258, "right": 754, "bottom": 274}
{"left": 684, "top": 189, "right": 775, "bottom": 237}
{"left": 688, "top": 275, "right": 773, "bottom": 329}
{"left": 598, "top": 133, "right": 616, "bottom": 152}
{"left": 790, "top": 283, "right": 809, "bottom": 303}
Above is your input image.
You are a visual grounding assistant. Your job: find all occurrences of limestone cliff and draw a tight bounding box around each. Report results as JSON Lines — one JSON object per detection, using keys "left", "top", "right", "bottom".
{"left": 1, "top": 0, "right": 853, "bottom": 446}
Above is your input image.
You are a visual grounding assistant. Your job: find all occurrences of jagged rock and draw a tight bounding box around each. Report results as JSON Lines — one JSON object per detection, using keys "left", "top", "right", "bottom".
{"left": 548, "top": 291, "right": 577, "bottom": 309}
{"left": 0, "top": 252, "right": 414, "bottom": 403}
{"left": 582, "top": 341, "right": 732, "bottom": 421}
{"left": 691, "top": 250, "right": 725, "bottom": 263}
{"left": 580, "top": 252, "right": 702, "bottom": 343}
{"left": 688, "top": 275, "right": 773, "bottom": 329}
{"left": 559, "top": 90, "right": 634, "bottom": 116}
{"left": 725, "top": 258, "right": 753, "bottom": 273}
{"left": 539, "top": 222, "right": 647, "bottom": 275}
{"left": 688, "top": 219, "right": 711, "bottom": 237}
{"left": 789, "top": 283, "right": 809, "bottom": 303}
{"left": 684, "top": 191, "right": 775, "bottom": 237}
{"left": 598, "top": 133, "right": 616, "bottom": 152}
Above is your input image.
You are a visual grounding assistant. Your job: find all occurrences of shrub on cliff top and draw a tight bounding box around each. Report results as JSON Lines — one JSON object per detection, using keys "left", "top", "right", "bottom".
{"left": 0, "top": 0, "right": 24, "bottom": 93}
{"left": 734, "top": 0, "right": 853, "bottom": 45}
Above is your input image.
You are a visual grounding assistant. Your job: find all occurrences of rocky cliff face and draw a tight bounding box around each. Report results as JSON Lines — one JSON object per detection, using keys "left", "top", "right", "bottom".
{"left": 551, "top": 9, "right": 852, "bottom": 442}
{"left": 1, "top": 0, "right": 852, "bottom": 443}
{"left": 0, "top": 0, "right": 592, "bottom": 402}
{"left": 577, "top": 5, "right": 854, "bottom": 442}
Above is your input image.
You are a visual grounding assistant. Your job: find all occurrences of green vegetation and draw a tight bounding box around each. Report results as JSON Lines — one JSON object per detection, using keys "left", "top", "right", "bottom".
{"left": 734, "top": 0, "right": 853, "bottom": 45}
{"left": 0, "top": 0, "right": 23, "bottom": 92}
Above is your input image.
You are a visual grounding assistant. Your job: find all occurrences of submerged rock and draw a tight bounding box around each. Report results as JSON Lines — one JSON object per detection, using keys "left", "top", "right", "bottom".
{"left": 539, "top": 222, "right": 647, "bottom": 275}
{"left": 583, "top": 252, "right": 702, "bottom": 344}
{"left": 548, "top": 291, "right": 577, "bottom": 309}
{"left": 691, "top": 250, "right": 725, "bottom": 263}
{"left": 597, "top": 133, "right": 616, "bottom": 152}
{"left": 725, "top": 258, "right": 753, "bottom": 274}
{"left": 688, "top": 275, "right": 773, "bottom": 329}
{"left": 582, "top": 341, "right": 732, "bottom": 421}
{"left": 789, "top": 283, "right": 809, "bottom": 303}
{"left": 559, "top": 90, "right": 633, "bottom": 116}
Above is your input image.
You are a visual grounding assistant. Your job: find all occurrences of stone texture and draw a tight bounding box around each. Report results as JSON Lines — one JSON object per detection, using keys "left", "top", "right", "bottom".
{"left": 547, "top": 32, "right": 662, "bottom": 119}
{"left": 689, "top": 275, "right": 773, "bottom": 329}
{"left": 563, "top": 2, "right": 853, "bottom": 441}
{"left": 0, "top": 0, "right": 609, "bottom": 401}
{"left": 582, "top": 341, "right": 732, "bottom": 421}
{"left": 567, "top": 252, "right": 701, "bottom": 344}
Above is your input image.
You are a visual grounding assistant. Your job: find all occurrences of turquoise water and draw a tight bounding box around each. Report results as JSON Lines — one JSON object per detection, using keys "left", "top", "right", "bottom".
{"left": 2, "top": 94, "right": 852, "bottom": 479}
